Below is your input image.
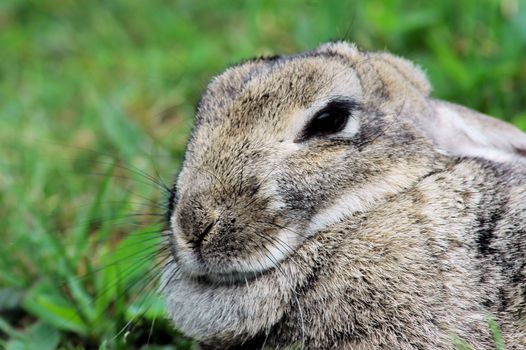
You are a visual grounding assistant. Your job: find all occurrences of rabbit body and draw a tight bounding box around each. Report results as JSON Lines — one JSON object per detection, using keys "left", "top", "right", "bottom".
{"left": 162, "top": 42, "right": 526, "bottom": 349}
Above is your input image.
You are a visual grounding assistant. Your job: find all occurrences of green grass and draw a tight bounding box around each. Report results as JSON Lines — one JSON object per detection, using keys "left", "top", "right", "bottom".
{"left": 453, "top": 315, "right": 507, "bottom": 350}
{"left": 1, "top": 0, "right": 525, "bottom": 348}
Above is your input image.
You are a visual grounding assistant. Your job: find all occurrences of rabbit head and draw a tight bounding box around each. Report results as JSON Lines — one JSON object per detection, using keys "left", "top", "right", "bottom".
{"left": 161, "top": 42, "right": 526, "bottom": 347}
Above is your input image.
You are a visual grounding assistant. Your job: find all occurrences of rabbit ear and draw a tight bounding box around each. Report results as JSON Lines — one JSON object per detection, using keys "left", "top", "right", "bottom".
{"left": 317, "top": 43, "right": 432, "bottom": 97}
{"left": 371, "top": 53, "right": 431, "bottom": 96}
{"left": 423, "top": 100, "right": 526, "bottom": 163}
{"left": 315, "top": 41, "right": 361, "bottom": 60}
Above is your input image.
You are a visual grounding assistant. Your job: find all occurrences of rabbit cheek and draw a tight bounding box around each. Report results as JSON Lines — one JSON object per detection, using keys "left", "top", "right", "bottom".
{"left": 273, "top": 148, "right": 349, "bottom": 222}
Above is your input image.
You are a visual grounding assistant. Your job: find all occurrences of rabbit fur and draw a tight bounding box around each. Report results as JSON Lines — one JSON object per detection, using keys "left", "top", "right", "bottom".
{"left": 161, "top": 42, "right": 526, "bottom": 349}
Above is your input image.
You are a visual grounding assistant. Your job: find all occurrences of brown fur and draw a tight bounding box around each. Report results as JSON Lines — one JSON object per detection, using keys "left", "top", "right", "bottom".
{"left": 161, "top": 42, "right": 526, "bottom": 349}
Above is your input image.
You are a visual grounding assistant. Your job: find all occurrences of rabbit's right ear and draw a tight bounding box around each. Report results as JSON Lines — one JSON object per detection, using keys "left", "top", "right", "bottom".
{"left": 422, "top": 100, "right": 526, "bottom": 163}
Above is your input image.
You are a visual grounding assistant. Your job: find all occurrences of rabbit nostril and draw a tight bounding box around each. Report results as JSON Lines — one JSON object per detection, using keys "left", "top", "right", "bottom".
{"left": 190, "top": 220, "right": 216, "bottom": 254}
{"left": 250, "top": 184, "right": 260, "bottom": 196}
{"left": 202, "top": 220, "right": 215, "bottom": 235}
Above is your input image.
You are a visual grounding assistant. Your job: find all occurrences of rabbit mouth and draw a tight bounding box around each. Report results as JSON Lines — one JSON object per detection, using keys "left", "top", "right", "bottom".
{"left": 172, "top": 224, "right": 303, "bottom": 286}
{"left": 168, "top": 252, "right": 285, "bottom": 287}
{"left": 190, "top": 268, "right": 274, "bottom": 286}
{"left": 177, "top": 248, "right": 291, "bottom": 286}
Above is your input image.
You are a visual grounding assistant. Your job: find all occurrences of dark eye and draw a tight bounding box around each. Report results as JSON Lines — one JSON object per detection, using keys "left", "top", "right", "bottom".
{"left": 297, "top": 99, "right": 356, "bottom": 142}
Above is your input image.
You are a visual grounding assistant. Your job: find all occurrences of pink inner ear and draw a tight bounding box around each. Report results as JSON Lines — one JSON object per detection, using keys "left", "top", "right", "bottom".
{"left": 425, "top": 100, "right": 526, "bottom": 163}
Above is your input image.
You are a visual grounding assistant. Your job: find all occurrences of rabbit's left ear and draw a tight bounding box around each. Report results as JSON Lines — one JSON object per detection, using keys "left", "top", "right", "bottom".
{"left": 423, "top": 100, "right": 526, "bottom": 163}
{"left": 316, "top": 41, "right": 361, "bottom": 60}
{"left": 317, "top": 42, "right": 431, "bottom": 97}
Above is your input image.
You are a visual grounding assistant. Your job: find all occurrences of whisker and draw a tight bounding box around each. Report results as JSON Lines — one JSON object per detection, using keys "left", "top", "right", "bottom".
{"left": 68, "top": 240, "right": 169, "bottom": 283}
{"left": 91, "top": 247, "right": 171, "bottom": 308}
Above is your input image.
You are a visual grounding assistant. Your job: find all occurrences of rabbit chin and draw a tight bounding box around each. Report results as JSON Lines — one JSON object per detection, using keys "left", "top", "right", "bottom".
{"left": 161, "top": 255, "right": 303, "bottom": 343}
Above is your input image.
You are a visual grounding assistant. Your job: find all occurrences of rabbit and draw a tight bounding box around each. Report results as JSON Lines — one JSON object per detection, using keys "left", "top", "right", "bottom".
{"left": 160, "top": 42, "right": 526, "bottom": 349}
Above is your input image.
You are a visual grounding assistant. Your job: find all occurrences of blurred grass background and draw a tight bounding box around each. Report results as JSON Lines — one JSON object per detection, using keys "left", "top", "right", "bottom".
{"left": 0, "top": 0, "right": 525, "bottom": 348}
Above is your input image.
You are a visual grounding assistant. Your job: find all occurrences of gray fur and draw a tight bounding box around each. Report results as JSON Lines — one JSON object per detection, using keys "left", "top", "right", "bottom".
{"left": 161, "top": 42, "right": 526, "bottom": 349}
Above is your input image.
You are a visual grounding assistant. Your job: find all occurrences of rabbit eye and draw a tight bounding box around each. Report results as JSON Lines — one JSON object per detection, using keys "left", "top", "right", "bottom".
{"left": 297, "top": 99, "right": 357, "bottom": 142}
